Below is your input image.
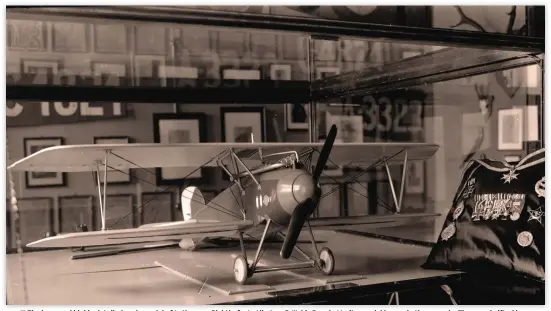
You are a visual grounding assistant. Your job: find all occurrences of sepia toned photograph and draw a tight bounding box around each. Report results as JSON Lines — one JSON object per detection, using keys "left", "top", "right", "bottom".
{"left": 4, "top": 4, "right": 544, "bottom": 308}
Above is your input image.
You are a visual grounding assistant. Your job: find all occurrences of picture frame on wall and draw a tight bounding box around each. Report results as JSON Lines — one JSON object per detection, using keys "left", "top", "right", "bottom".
{"left": 153, "top": 113, "right": 207, "bottom": 185}
{"left": 284, "top": 103, "right": 310, "bottom": 131}
{"left": 22, "top": 59, "right": 59, "bottom": 75}
{"left": 405, "top": 161, "right": 425, "bottom": 194}
{"left": 222, "top": 68, "right": 261, "bottom": 80}
{"left": 315, "top": 67, "right": 341, "bottom": 80}
{"left": 93, "top": 136, "right": 132, "bottom": 184}
{"left": 498, "top": 108, "right": 524, "bottom": 151}
{"left": 17, "top": 197, "right": 55, "bottom": 248}
{"left": 269, "top": 64, "right": 292, "bottom": 81}
{"left": 221, "top": 107, "right": 266, "bottom": 142}
{"left": 201, "top": 190, "right": 219, "bottom": 203}
{"left": 91, "top": 62, "right": 126, "bottom": 87}
{"left": 325, "top": 111, "right": 364, "bottom": 143}
{"left": 58, "top": 196, "right": 94, "bottom": 233}
{"left": 157, "top": 64, "right": 199, "bottom": 87}
{"left": 141, "top": 192, "right": 174, "bottom": 225}
{"left": 346, "top": 182, "right": 369, "bottom": 217}
{"left": 96, "top": 194, "right": 134, "bottom": 230}
{"left": 24, "top": 137, "right": 67, "bottom": 188}
{"left": 317, "top": 183, "right": 342, "bottom": 218}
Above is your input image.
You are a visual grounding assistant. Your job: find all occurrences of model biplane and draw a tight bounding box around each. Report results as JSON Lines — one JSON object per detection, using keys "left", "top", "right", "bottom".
{"left": 8, "top": 125, "right": 440, "bottom": 284}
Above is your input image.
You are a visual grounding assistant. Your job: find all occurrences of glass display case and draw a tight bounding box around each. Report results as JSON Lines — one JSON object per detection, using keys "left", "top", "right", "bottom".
{"left": 5, "top": 6, "right": 544, "bottom": 252}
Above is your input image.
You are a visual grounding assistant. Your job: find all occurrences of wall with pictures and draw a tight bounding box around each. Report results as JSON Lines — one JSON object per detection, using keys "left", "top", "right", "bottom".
{"left": 6, "top": 14, "right": 439, "bottom": 251}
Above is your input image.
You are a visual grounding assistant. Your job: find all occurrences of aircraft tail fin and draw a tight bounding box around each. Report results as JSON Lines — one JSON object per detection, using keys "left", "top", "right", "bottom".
{"left": 181, "top": 186, "right": 207, "bottom": 221}
{"left": 181, "top": 184, "right": 245, "bottom": 223}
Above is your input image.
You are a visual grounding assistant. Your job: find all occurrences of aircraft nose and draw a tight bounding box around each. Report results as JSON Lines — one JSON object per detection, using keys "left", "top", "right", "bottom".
{"left": 292, "top": 174, "right": 315, "bottom": 204}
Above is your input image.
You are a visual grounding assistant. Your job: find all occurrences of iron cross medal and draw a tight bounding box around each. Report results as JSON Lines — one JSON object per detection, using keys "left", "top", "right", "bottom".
{"left": 502, "top": 169, "right": 519, "bottom": 184}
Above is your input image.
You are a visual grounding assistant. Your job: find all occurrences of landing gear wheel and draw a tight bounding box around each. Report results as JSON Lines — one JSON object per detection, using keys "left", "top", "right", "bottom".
{"left": 318, "top": 247, "right": 335, "bottom": 275}
{"left": 233, "top": 255, "right": 249, "bottom": 285}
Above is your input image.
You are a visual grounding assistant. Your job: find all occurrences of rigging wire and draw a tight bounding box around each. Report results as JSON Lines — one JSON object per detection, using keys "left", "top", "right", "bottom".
{"left": 314, "top": 148, "right": 406, "bottom": 212}
{"left": 298, "top": 148, "right": 394, "bottom": 213}
{"left": 101, "top": 144, "right": 407, "bottom": 229}
{"left": 106, "top": 150, "right": 243, "bottom": 228}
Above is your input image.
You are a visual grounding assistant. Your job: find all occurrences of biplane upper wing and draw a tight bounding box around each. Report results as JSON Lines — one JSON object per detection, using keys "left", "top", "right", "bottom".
{"left": 306, "top": 212, "right": 439, "bottom": 231}
{"left": 7, "top": 142, "right": 438, "bottom": 172}
{"left": 26, "top": 220, "right": 254, "bottom": 248}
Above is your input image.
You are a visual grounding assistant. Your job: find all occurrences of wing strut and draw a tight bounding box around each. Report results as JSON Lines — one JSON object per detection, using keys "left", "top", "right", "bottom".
{"left": 95, "top": 150, "right": 110, "bottom": 231}
{"left": 383, "top": 149, "right": 408, "bottom": 214}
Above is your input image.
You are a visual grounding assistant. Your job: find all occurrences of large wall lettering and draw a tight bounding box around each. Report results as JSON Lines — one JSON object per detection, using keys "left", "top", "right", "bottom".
{"left": 6, "top": 102, "right": 127, "bottom": 127}
{"left": 351, "top": 89, "right": 427, "bottom": 141}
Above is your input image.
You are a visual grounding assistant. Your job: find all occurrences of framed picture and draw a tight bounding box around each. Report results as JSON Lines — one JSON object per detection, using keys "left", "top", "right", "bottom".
{"left": 405, "top": 161, "right": 425, "bottom": 194}
{"left": 221, "top": 107, "right": 266, "bottom": 142}
{"left": 95, "top": 194, "right": 134, "bottom": 230}
{"left": 317, "top": 183, "right": 342, "bottom": 218}
{"left": 22, "top": 60, "right": 59, "bottom": 85}
{"left": 22, "top": 60, "right": 59, "bottom": 75}
{"left": 92, "top": 62, "right": 126, "bottom": 87}
{"left": 94, "top": 136, "right": 132, "bottom": 184}
{"left": 376, "top": 180, "right": 396, "bottom": 215}
{"left": 17, "top": 198, "right": 55, "bottom": 248}
{"left": 525, "top": 95, "right": 541, "bottom": 142}
{"left": 201, "top": 190, "right": 219, "bottom": 203}
{"left": 92, "top": 62, "right": 126, "bottom": 76}
{"left": 141, "top": 192, "right": 174, "bottom": 225}
{"left": 269, "top": 64, "right": 292, "bottom": 81}
{"left": 23, "top": 137, "right": 67, "bottom": 188}
{"left": 316, "top": 138, "right": 344, "bottom": 177}
{"left": 222, "top": 68, "right": 261, "bottom": 80}
{"left": 346, "top": 182, "right": 369, "bottom": 217}
{"left": 326, "top": 111, "right": 364, "bottom": 143}
{"left": 315, "top": 67, "right": 341, "bottom": 80}
{"left": 498, "top": 108, "right": 524, "bottom": 151}
{"left": 153, "top": 113, "right": 207, "bottom": 185}
{"left": 284, "top": 103, "right": 310, "bottom": 131}
{"left": 58, "top": 196, "right": 94, "bottom": 233}
{"left": 157, "top": 65, "right": 199, "bottom": 87}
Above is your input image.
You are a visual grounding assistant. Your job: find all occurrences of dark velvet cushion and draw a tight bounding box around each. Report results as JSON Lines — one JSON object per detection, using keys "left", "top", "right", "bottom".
{"left": 423, "top": 149, "right": 545, "bottom": 286}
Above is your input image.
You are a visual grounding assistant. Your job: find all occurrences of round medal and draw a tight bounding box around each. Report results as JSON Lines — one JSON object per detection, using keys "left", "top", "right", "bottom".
{"left": 441, "top": 223, "right": 456, "bottom": 241}
{"left": 517, "top": 231, "right": 533, "bottom": 247}
{"left": 452, "top": 201, "right": 464, "bottom": 220}
{"left": 510, "top": 212, "right": 520, "bottom": 221}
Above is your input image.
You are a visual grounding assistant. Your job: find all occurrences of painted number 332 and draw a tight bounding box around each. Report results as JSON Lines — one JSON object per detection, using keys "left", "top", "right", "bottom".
{"left": 356, "top": 97, "right": 424, "bottom": 133}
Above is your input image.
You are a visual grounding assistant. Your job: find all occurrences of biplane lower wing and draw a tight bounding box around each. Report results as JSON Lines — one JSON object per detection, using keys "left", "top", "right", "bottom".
{"left": 26, "top": 220, "right": 254, "bottom": 248}
{"left": 307, "top": 212, "right": 438, "bottom": 231}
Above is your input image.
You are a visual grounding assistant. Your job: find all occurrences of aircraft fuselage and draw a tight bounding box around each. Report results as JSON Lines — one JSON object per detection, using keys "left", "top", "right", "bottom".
{"left": 239, "top": 167, "right": 316, "bottom": 237}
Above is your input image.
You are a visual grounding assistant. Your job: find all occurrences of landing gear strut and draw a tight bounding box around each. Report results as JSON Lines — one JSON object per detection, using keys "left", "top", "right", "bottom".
{"left": 232, "top": 219, "right": 335, "bottom": 284}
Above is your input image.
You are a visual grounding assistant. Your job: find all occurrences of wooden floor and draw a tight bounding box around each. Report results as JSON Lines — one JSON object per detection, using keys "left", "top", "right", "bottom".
{"left": 6, "top": 229, "right": 460, "bottom": 305}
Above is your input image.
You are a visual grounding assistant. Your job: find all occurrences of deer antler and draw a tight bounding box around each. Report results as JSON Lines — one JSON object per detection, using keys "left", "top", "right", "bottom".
{"left": 474, "top": 83, "right": 495, "bottom": 120}
{"left": 450, "top": 6, "right": 487, "bottom": 32}
{"left": 506, "top": 6, "right": 528, "bottom": 36}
